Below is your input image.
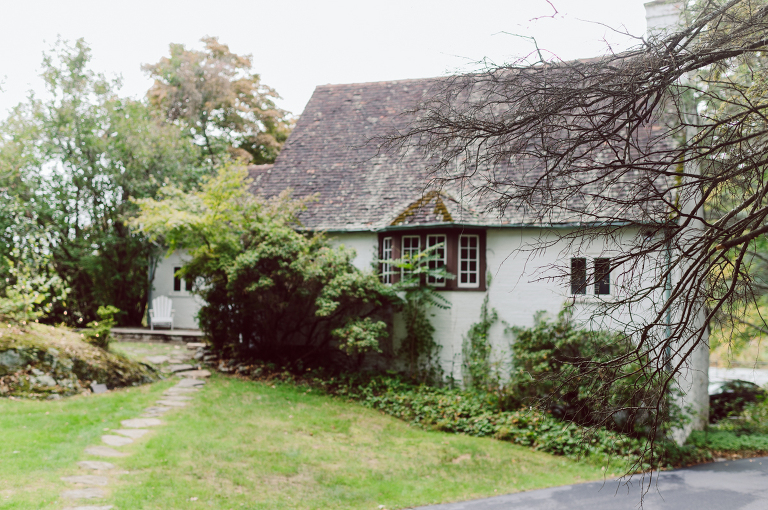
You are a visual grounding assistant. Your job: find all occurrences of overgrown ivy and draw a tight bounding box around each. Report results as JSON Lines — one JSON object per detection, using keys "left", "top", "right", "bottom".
{"left": 388, "top": 244, "right": 454, "bottom": 382}
{"left": 462, "top": 291, "right": 500, "bottom": 391}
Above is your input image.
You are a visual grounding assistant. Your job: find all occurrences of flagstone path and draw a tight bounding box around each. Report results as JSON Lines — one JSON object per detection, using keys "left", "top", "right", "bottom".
{"left": 59, "top": 349, "right": 209, "bottom": 510}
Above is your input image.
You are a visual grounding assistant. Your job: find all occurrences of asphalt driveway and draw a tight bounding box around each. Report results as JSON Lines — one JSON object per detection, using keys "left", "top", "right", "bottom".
{"left": 416, "top": 456, "right": 768, "bottom": 510}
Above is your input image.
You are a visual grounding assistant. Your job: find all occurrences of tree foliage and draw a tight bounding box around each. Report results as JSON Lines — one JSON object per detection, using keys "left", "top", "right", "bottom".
{"left": 143, "top": 37, "right": 292, "bottom": 165}
{"left": 0, "top": 39, "right": 204, "bottom": 326}
{"left": 132, "top": 165, "right": 396, "bottom": 366}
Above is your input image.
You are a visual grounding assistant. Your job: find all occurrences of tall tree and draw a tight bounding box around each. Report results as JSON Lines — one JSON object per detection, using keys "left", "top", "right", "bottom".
{"left": 383, "top": 0, "right": 768, "bottom": 450}
{"left": 0, "top": 39, "right": 203, "bottom": 325}
{"left": 143, "top": 37, "right": 292, "bottom": 165}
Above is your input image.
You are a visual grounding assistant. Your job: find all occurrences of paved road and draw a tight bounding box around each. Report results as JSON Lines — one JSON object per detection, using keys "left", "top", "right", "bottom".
{"left": 416, "top": 456, "right": 768, "bottom": 510}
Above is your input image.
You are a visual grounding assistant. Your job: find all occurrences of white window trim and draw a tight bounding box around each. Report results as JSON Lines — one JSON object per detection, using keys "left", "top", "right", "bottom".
{"left": 381, "top": 236, "right": 394, "bottom": 284}
{"left": 172, "top": 266, "right": 194, "bottom": 296}
{"left": 426, "top": 234, "right": 447, "bottom": 287}
{"left": 458, "top": 234, "right": 480, "bottom": 289}
{"left": 569, "top": 256, "right": 615, "bottom": 301}
{"left": 401, "top": 235, "right": 421, "bottom": 280}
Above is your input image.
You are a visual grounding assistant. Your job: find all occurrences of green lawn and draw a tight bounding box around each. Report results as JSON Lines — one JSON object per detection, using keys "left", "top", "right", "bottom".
{"left": 1, "top": 370, "right": 611, "bottom": 509}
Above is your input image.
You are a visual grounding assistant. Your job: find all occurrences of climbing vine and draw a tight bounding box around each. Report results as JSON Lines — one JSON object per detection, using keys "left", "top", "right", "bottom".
{"left": 389, "top": 244, "right": 453, "bottom": 382}
{"left": 461, "top": 293, "right": 499, "bottom": 391}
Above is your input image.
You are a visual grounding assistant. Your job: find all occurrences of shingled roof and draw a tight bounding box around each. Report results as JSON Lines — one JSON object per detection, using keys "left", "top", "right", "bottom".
{"left": 252, "top": 76, "right": 672, "bottom": 232}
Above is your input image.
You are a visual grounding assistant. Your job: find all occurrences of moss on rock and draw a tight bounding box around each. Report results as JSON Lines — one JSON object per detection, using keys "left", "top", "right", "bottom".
{"left": 0, "top": 322, "right": 159, "bottom": 398}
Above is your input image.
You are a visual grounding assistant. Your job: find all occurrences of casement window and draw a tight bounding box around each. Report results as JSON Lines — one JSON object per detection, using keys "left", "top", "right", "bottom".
{"left": 458, "top": 235, "right": 480, "bottom": 288}
{"left": 401, "top": 235, "right": 421, "bottom": 280}
{"left": 381, "top": 237, "right": 394, "bottom": 284}
{"left": 570, "top": 258, "right": 587, "bottom": 295}
{"left": 594, "top": 258, "right": 611, "bottom": 295}
{"left": 173, "top": 267, "right": 193, "bottom": 293}
{"left": 570, "top": 257, "right": 611, "bottom": 295}
{"left": 426, "top": 234, "right": 447, "bottom": 286}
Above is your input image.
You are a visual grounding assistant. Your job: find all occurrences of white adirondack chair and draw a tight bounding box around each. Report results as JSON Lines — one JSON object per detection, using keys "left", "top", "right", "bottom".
{"left": 150, "top": 296, "right": 174, "bottom": 330}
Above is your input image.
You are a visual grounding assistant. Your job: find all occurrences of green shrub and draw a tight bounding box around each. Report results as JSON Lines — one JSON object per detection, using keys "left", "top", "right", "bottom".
{"left": 134, "top": 165, "right": 396, "bottom": 366}
{"left": 83, "top": 306, "right": 120, "bottom": 350}
{"left": 508, "top": 309, "right": 669, "bottom": 434}
{"left": 688, "top": 429, "right": 768, "bottom": 452}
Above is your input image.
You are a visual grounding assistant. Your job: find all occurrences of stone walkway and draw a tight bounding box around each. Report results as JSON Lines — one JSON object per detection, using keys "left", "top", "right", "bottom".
{"left": 59, "top": 343, "right": 209, "bottom": 510}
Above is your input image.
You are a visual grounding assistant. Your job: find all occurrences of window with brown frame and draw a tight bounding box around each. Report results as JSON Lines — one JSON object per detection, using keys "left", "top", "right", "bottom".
{"left": 378, "top": 229, "right": 485, "bottom": 290}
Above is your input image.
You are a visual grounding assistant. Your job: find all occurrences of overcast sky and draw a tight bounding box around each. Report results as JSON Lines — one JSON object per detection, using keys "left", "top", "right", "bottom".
{"left": 0, "top": 0, "right": 652, "bottom": 118}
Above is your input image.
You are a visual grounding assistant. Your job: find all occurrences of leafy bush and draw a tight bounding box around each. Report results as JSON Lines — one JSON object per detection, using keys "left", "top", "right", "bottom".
{"left": 0, "top": 254, "right": 69, "bottom": 325}
{"left": 133, "top": 165, "right": 396, "bottom": 366}
{"left": 508, "top": 309, "right": 669, "bottom": 434}
{"left": 687, "top": 429, "right": 768, "bottom": 453}
{"left": 83, "top": 305, "right": 120, "bottom": 349}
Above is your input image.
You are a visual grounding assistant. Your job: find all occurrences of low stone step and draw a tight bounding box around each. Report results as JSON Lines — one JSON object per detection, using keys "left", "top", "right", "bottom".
{"left": 61, "top": 488, "right": 106, "bottom": 499}
{"left": 164, "top": 388, "right": 199, "bottom": 395}
{"left": 176, "top": 378, "right": 205, "bottom": 387}
{"left": 155, "top": 400, "right": 187, "bottom": 407}
{"left": 121, "top": 418, "right": 162, "bottom": 428}
{"left": 113, "top": 428, "right": 148, "bottom": 439}
{"left": 176, "top": 369, "right": 211, "bottom": 379}
{"left": 160, "top": 395, "right": 192, "bottom": 401}
{"left": 102, "top": 434, "right": 133, "bottom": 447}
{"left": 85, "top": 446, "right": 127, "bottom": 458}
{"left": 61, "top": 475, "right": 109, "bottom": 486}
{"left": 77, "top": 461, "right": 115, "bottom": 471}
{"left": 142, "top": 405, "right": 172, "bottom": 414}
{"left": 144, "top": 355, "right": 169, "bottom": 364}
{"left": 62, "top": 506, "right": 114, "bottom": 510}
{"left": 164, "top": 364, "right": 194, "bottom": 373}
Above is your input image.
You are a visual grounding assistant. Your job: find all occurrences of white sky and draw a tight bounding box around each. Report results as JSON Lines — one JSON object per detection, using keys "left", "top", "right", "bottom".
{"left": 0, "top": 0, "right": 651, "bottom": 118}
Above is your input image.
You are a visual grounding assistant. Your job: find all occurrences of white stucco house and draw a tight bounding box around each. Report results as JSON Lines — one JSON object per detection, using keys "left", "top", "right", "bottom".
{"left": 150, "top": 0, "right": 707, "bottom": 435}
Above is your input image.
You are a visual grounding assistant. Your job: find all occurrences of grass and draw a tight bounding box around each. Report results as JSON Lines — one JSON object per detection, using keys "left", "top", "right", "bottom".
{"left": 0, "top": 367, "right": 613, "bottom": 510}
{"left": 0, "top": 378, "right": 175, "bottom": 509}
